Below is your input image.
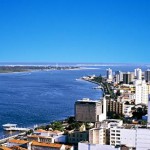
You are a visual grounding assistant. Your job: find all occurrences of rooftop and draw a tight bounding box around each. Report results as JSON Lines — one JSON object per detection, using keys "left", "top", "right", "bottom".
{"left": 76, "top": 98, "right": 101, "bottom": 103}
{"left": 27, "top": 135, "right": 52, "bottom": 139}
{"left": 35, "top": 129, "right": 63, "bottom": 134}
{"left": 11, "top": 146, "right": 27, "bottom": 150}
{"left": 0, "top": 146, "right": 12, "bottom": 150}
{"left": 31, "top": 141, "right": 62, "bottom": 148}
{"left": 8, "top": 139, "right": 29, "bottom": 145}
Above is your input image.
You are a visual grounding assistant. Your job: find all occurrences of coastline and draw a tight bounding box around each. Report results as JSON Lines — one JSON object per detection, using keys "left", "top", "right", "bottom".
{"left": 0, "top": 67, "right": 100, "bottom": 74}
{"left": 0, "top": 71, "right": 102, "bottom": 139}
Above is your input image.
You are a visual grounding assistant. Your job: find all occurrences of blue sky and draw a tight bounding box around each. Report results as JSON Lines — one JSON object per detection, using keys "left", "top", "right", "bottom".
{"left": 0, "top": 0, "right": 150, "bottom": 63}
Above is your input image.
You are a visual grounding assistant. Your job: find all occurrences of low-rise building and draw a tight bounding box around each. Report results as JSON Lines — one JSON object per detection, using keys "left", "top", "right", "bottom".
{"left": 28, "top": 134, "right": 67, "bottom": 144}
{"left": 96, "top": 119, "right": 123, "bottom": 129}
{"left": 0, "top": 146, "right": 12, "bottom": 150}
{"left": 123, "top": 104, "right": 134, "bottom": 117}
{"left": 27, "top": 135, "right": 54, "bottom": 143}
{"left": 34, "top": 129, "right": 63, "bottom": 137}
{"left": 7, "top": 139, "right": 29, "bottom": 148}
{"left": 67, "top": 130, "right": 89, "bottom": 144}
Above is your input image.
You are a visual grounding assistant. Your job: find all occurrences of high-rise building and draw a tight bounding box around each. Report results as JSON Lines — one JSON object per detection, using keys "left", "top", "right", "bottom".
{"left": 115, "top": 71, "right": 123, "bottom": 83}
{"left": 135, "top": 80, "right": 149, "bottom": 105}
{"left": 123, "top": 72, "right": 133, "bottom": 84}
{"left": 106, "top": 99, "right": 123, "bottom": 115}
{"left": 89, "top": 128, "right": 106, "bottom": 144}
{"left": 135, "top": 68, "right": 142, "bottom": 80}
{"left": 75, "top": 97, "right": 106, "bottom": 122}
{"left": 145, "top": 69, "right": 150, "bottom": 82}
{"left": 106, "top": 68, "right": 113, "bottom": 81}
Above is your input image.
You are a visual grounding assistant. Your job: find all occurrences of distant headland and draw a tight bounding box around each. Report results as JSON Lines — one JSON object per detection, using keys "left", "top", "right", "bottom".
{"left": 0, "top": 66, "right": 80, "bottom": 73}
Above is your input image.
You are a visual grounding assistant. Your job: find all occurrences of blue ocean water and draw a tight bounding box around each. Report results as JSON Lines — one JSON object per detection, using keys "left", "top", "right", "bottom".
{"left": 0, "top": 64, "right": 149, "bottom": 138}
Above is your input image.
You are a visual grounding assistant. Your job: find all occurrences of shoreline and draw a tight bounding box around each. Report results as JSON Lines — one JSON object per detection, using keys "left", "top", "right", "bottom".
{"left": 0, "top": 67, "right": 100, "bottom": 74}
{"left": 0, "top": 74, "right": 102, "bottom": 139}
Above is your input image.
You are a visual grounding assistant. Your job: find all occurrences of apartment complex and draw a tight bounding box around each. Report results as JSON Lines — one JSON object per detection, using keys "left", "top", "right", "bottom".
{"left": 107, "top": 68, "right": 113, "bottom": 81}
{"left": 110, "top": 126, "right": 150, "bottom": 150}
{"left": 145, "top": 69, "right": 150, "bottom": 82}
{"left": 89, "top": 128, "right": 106, "bottom": 144}
{"left": 75, "top": 98, "right": 106, "bottom": 122}
{"left": 106, "top": 99, "right": 123, "bottom": 115}
{"left": 123, "top": 72, "right": 134, "bottom": 84}
{"left": 115, "top": 71, "right": 123, "bottom": 84}
{"left": 135, "top": 80, "right": 150, "bottom": 105}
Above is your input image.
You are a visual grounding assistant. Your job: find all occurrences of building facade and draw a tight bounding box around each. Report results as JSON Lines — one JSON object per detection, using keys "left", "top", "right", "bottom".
{"left": 89, "top": 128, "right": 106, "bottom": 144}
{"left": 123, "top": 72, "right": 133, "bottom": 84}
{"left": 135, "top": 68, "right": 142, "bottom": 80}
{"left": 135, "top": 80, "right": 149, "bottom": 105}
{"left": 106, "top": 99, "right": 123, "bottom": 115}
{"left": 145, "top": 69, "right": 150, "bottom": 82}
{"left": 107, "top": 68, "right": 113, "bottom": 81}
{"left": 67, "top": 130, "right": 89, "bottom": 144}
{"left": 75, "top": 98, "right": 106, "bottom": 122}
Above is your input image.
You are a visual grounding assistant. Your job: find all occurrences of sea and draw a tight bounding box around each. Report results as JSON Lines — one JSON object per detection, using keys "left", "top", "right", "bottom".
{"left": 0, "top": 63, "right": 149, "bottom": 138}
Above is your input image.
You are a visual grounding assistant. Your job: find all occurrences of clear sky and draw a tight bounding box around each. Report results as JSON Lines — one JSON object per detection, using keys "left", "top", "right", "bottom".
{"left": 0, "top": 0, "right": 150, "bottom": 63}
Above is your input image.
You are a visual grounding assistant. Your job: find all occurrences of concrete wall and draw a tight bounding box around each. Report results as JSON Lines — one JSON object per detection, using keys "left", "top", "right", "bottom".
{"left": 120, "top": 129, "right": 136, "bottom": 147}
{"left": 136, "top": 129, "right": 150, "bottom": 150}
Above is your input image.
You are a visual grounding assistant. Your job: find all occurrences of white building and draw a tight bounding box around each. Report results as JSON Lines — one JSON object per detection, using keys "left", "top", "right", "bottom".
{"left": 96, "top": 119, "right": 123, "bottom": 129}
{"left": 123, "top": 104, "right": 134, "bottom": 117}
{"left": 136, "top": 129, "right": 150, "bottom": 150}
{"left": 107, "top": 68, "right": 113, "bottom": 81}
{"left": 135, "top": 80, "right": 149, "bottom": 105}
{"left": 33, "top": 129, "right": 66, "bottom": 143}
{"left": 110, "top": 127, "right": 136, "bottom": 148}
{"left": 110, "top": 126, "right": 150, "bottom": 150}
{"left": 135, "top": 68, "right": 142, "bottom": 80}
{"left": 115, "top": 71, "right": 123, "bottom": 84}
{"left": 78, "top": 142, "right": 120, "bottom": 150}
{"left": 89, "top": 128, "right": 106, "bottom": 144}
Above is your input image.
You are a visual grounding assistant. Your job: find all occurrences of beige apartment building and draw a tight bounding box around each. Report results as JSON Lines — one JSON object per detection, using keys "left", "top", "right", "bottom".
{"left": 89, "top": 128, "right": 107, "bottom": 145}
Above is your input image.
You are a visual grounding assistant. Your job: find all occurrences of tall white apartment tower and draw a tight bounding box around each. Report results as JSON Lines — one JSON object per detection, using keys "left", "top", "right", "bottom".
{"left": 136, "top": 68, "right": 142, "bottom": 80}
{"left": 135, "top": 80, "right": 148, "bottom": 105}
{"left": 106, "top": 68, "right": 113, "bottom": 80}
{"left": 115, "top": 71, "right": 123, "bottom": 83}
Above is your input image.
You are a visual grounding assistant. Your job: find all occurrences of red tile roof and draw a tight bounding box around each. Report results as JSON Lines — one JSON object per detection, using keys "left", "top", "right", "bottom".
{"left": 31, "top": 141, "right": 62, "bottom": 148}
